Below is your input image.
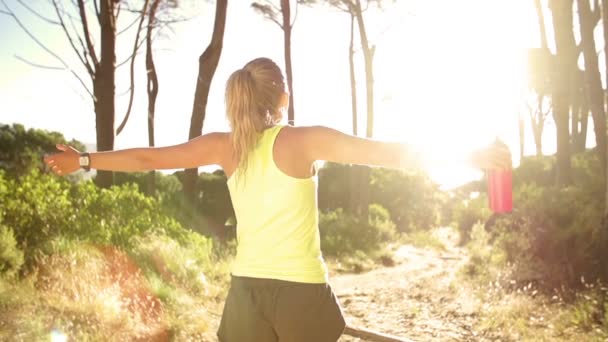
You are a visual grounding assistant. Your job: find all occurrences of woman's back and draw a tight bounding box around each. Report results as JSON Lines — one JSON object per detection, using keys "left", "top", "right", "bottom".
{"left": 226, "top": 125, "right": 327, "bottom": 284}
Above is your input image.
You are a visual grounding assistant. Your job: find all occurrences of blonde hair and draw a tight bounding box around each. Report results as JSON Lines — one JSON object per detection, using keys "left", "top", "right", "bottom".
{"left": 225, "top": 57, "right": 286, "bottom": 176}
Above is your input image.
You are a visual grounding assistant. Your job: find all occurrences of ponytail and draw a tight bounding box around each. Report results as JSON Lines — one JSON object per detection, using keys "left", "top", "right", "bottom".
{"left": 225, "top": 58, "right": 286, "bottom": 179}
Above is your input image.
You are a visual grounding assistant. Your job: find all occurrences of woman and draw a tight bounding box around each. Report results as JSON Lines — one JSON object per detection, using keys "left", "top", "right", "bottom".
{"left": 45, "top": 57, "right": 511, "bottom": 342}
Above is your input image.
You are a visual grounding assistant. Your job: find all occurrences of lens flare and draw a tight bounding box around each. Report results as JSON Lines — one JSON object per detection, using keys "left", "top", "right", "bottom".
{"left": 50, "top": 329, "right": 68, "bottom": 342}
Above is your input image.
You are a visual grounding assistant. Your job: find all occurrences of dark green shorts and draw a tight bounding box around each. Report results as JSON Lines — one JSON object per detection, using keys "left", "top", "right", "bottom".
{"left": 217, "top": 276, "right": 346, "bottom": 342}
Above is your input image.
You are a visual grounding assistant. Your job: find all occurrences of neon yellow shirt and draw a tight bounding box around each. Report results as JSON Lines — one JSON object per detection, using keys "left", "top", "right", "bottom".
{"left": 227, "top": 125, "right": 328, "bottom": 284}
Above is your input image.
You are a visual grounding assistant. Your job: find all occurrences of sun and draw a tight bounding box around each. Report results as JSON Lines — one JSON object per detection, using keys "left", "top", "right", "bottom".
{"left": 373, "top": 0, "right": 536, "bottom": 189}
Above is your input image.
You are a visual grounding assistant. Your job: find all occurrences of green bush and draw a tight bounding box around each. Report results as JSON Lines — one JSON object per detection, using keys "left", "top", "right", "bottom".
{"left": 0, "top": 123, "right": 86, "bottom": 178}
{"left": 487, "top": 182, "right": 603, "bottom": 288}
{"left": 451, "top": 193, "right": 491, "bottom": 245}
{"left": 318, "top": 163, "right": 443, "bottom": 233}
{"left": 0, "top": 224, "right": 24, "bottom": 279}
{"left": 0, "top": 169, "right": 192, "bottom": 265}
{"left": 461, "top": 151, "right": 608, "bottom": 288}
{"left": 319, "top": 204, "right": 396, "bottom": 258}
{"left": 370, "top": 168, "right": 443, "bottom": 232}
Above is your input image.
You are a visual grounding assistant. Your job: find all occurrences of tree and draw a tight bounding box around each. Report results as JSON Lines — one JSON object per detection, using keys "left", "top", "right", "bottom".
{"left": 601, "top": 0, "right": 608, "bottom": 218}
{"left": 182, "top": 0, "right": 227, "bottom": 204}
{"left": 144, "top": 0, "right": 162, "bottom": 196}
{"left": 0, "top": 0, "right": 152, "bottom": 188}
{"left": 548, "top": 0, "right": 576, "bottom": 185}
{"left": 528, "top": 0, "right": 552, "bottom": 157}
{"left": 251, "top": 0, "right": 298, "bottom": 125}
{"left": 576, "top": 0, "right": 606, "bottom": 177}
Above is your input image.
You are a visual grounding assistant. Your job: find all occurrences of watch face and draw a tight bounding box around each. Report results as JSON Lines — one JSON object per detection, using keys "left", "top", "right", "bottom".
{"left": 79, "top": 156, "right": 89, "bottom": 166}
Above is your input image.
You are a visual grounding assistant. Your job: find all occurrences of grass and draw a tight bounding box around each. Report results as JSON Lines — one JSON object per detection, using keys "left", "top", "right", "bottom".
{"left": 472, "top": 285, "right": 608, "bottom": 342}
{"left": 459, "top": 225, "right": 608, "bottom": 341}
{"left": 0, "top": 235, "right": 232, "bottom": 341}
{"left": 400, "top": 230, "right": 446, "bottom": 251}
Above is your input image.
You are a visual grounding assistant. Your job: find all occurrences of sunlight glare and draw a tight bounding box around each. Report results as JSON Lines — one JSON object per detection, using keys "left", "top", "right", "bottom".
{"left": 381, "top": 0, "right": 535, "bottom": 188}
{"left": 50, "top": 329, "right": 68, "bottom": 342}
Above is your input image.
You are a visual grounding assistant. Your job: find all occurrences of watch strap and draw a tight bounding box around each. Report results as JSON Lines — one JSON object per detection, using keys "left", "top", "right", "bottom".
{"left": 79, "top": 152, "right": 91, "bottom": 171}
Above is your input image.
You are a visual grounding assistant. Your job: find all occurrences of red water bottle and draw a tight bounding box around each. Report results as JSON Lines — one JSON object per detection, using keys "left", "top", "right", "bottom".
{"left": 487, "top": 140, "right": 512, "bottom": 213}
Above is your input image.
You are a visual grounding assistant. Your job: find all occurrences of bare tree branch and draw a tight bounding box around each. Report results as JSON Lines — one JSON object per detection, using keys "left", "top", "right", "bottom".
{"left": 16, "top": 53, "right": 93, "bottom": 98}
{"left": 2, "top": 0, "right": 92, "bottom": 91}
{"left": 67, "top": 9, "right": 95, "bottom": 73}
{"left": 77, "top": 0, "right": 99, "bottom": 66}
{"left": 117, "top": 0, "right": 150, "bottom": 136}
{"left": 117, "top": 13, "right": 142, "bottom": 35}
{"left": 15, "top": 55, "right": 64, "bottom": 70}
{"left": 52, "top": 0, "right": 94, "bottom": 76}
{"left": 252, "top": 2, "right": 283, "bottom": 28}
{"left": 267, "top": 0, "right": 282, "bottom": 13}
{"left": 93, "top": 0, "right": 100, "bottom": 23}
{"left": 291, "top": 0, "right": 298, "bottom": 28}
{"left": 115, "top": 1, "right": 121, "bottom": 19}
{"left": 16, "top": 0, "right": 61, "bottom": 25}
{"left": 115, "top": 35, "right": 147, "bottom": 68}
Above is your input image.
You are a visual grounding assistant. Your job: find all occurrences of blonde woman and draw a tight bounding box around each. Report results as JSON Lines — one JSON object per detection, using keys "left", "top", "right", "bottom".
{"left": 45, "top": 57, "right": 511, "bottom": 342}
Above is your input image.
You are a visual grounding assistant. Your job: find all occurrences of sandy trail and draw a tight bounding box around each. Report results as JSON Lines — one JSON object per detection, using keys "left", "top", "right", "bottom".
{"left": 334, "top": 228, "right": 482, "bottom": 342}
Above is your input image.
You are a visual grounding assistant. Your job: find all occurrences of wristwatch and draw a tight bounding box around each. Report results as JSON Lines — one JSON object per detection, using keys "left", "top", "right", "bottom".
{"left": 79, "top": 152, "right": 91, "bottom": 171}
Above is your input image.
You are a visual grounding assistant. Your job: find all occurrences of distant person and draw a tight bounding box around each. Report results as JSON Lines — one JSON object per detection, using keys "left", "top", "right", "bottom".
{"left": 45, "top": 57, "right": 511, "bottom": 342}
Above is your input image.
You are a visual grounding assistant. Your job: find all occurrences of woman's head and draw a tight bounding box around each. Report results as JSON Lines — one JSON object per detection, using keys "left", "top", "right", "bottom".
{"left": 225, "top": 57, "right": 288, "bottom": 170}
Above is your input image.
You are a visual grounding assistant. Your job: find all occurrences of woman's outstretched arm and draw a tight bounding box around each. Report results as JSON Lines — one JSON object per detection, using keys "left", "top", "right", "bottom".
{"left": 44, "top": 132, "right": 227, "bottom": 175}
{"left": 296, "top": 126, "right": 511, "bottom": 171}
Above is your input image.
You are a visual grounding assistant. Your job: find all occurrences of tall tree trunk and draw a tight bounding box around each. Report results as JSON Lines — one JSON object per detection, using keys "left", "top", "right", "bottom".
{"left": 518, "top": 112, "right": 525, "bottom": 160}
{"left": 531, "top": 113, "right": 544, "bottom": 156}
{"left": 580, "top": 0, "right": 607, "bottom": 168}
{"left": 349, "top": 13, "right": 358, "bottom": 137}
{"left": 571, "top": 70, "right": 589, "bottom": 154}
{"left": 281, "top": 0, "right": 295, "bottom": 125}
{"left": 530, "top": 94, "right": 546, "bottom": 156}
{"left": 571, "top": 79, "right": 581, "bottom": 152}
{"left": 601, "top": 0, "right": 608, "bottom": 218}
{"left": 534, "top": 0, "right": 550, "bottom": 49}
{"left": 94, "top": 0, "right": 117, "bottom": 188}
{"left": 549, "top": 0, "right": 574, "bottom": 186}
{"left": 348, "top": 12, "right": 358, "bottom": 215}
{"left": 578, "top": 0, "right": 607, "bottom": 177}
{"left": 531, "top": 0, "right": 550, "bottom": 157}
{"left": 354, "top": 0, "right": 374, "bottom": 139}
{"left": 353, "top": 0, "right": 375, "bottom": 219}
{"left": 183, "top": 0, "right": 227, "bottom": 204}
{"left": 579, "top": 101, "right": 589, "bottom": 151}
{"left": 146, "top": 0, "right": 161, "bottom": 197}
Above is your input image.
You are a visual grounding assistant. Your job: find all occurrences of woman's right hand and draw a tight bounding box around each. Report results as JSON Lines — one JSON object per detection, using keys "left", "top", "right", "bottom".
{"left": 469, "top": 143, "right": 512, "bottom": 170}
{"left": 43, "top": 144, "right": 81, "bottom": 176}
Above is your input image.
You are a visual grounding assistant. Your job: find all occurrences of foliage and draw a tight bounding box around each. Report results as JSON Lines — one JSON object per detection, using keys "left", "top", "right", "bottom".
{"left": 319, "top": 163, "right": 443, "bottom": 232}
{"left": 450, "top": 193, "right": 492, "bottom": 245}
{"left": 460, "top": 151, "right": 608, "bottom": 289}
{"left": 319, "top": 204, "right": 396, "bottom": 258}
{"left": 0, "top": 169, "right": 190, "bottom": 265}
{"left": 0, "top": 123, "right": 86, "bottom": 178}
{"left": 0, "top": 224, "right": 24, "bottom": 279}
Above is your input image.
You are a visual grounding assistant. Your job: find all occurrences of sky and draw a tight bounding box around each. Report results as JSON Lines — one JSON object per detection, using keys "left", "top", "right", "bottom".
{"left": 0, "top": 0, "right": 559, "bottom": 188}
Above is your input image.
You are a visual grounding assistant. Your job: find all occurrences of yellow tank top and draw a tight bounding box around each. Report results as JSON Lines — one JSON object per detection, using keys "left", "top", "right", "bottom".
{"left": 226, "top": 125, "right": 328, "bottom": 284}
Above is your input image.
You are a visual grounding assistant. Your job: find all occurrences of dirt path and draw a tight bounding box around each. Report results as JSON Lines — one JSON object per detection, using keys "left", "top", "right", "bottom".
{"left": 333, "top": 228, "right": 482, "bottom": 342}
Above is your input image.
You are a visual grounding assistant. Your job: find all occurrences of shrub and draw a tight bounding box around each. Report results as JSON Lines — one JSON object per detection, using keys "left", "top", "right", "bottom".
{"left": 451, "top": 193, "right": 491, "bottom": 245}
{"left": 0, "top": 169, "right": 193, "bottom": 266}
{"left": 0, "top": 123, "right": 86, "bottom": 178}
{"left": 0, "top": 224, "right": 24, "bottom": 279}
{"left": 319, "top": 204, "right": 396, "bottom": 258}
{"left": 461, "top": 151, "right": 608, "bottom": 289}
{"left": 318, "top": 163, "right": 443, "bottom": 233}
{"left": 370, "top": 168, "right": 443, "bottom": 233}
